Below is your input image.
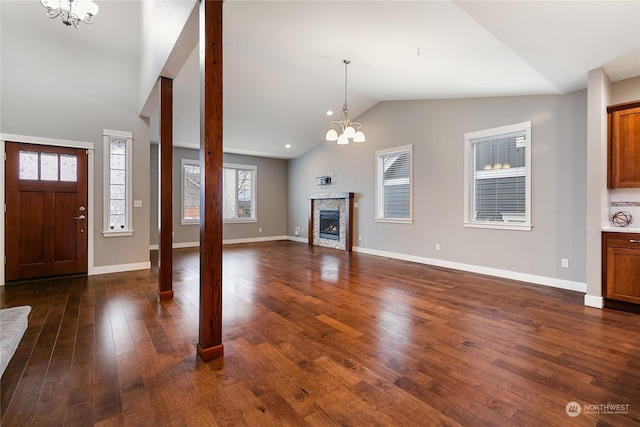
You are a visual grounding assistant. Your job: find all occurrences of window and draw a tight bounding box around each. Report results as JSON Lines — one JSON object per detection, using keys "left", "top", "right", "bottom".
{"left": 103, "top": 129, "right": 133, "bottom": 236}
{"left": 18, "top": 151, "right": 77, "bottom": 182}
{"left": 223, "top": 163, "right": 256, "bottom": 222}
{"left": 464, "top": 121, "right": 531, "bottom": 230}
{"left": 180, "top": 162, "right": 257, "bottom": 224}
{"left": 375, "top": 144, "right": 413, "bottom": 223}
{"left": 181, "top": 159, "right": 200, "bottom": 224}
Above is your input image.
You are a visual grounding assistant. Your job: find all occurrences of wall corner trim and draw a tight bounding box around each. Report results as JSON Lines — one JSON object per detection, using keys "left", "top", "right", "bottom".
{"left": 584, "top": 294, "right": 604, "bottom": 309}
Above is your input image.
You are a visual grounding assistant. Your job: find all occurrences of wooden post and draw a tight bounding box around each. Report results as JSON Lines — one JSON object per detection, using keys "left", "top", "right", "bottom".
{"left": 158, "top": 76, "right": 174, "bottom": 299}
{"left": 197, "top": 0, "right": 224, "bottom": 361}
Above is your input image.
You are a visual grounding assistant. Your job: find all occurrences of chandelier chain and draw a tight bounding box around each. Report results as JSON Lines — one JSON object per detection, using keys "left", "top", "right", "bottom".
{"left": 343, "top": 60, "right": 350, "bottom": 109}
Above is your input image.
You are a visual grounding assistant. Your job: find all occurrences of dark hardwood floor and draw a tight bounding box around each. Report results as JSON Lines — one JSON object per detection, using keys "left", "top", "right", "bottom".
{"left": 1, "top": 241, "right": 639, "bottom": 426}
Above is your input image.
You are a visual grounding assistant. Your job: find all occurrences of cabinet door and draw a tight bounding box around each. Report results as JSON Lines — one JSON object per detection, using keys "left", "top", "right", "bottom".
{"left": 606, "top": 246, "right": 640, "bottom": 303}
{"left": 610, "top": 106, "right": 640, "bottom": 188}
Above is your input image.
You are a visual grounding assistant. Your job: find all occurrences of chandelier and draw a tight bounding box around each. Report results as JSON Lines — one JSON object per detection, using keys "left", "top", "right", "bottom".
{"left": 41, "top": 0, "right": 99, "bottom": 28}
{"left": 325, "top": 60, "right": 366, "bottom": 145}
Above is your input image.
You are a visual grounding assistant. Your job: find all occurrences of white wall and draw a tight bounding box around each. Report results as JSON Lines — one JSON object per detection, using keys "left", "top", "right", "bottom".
{"left": 289, "top": 92, "right": 588, "bottom": 291}
{"left": 139, "top": 0, "right": 198, "bottom": 113}
{"left": 0, "top": 1, "right": 150, "bottom": 272}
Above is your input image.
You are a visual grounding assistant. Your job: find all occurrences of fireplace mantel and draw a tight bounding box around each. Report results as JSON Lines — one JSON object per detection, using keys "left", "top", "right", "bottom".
{"left": 307, "top": 192, "right": 354, "bottom": 252}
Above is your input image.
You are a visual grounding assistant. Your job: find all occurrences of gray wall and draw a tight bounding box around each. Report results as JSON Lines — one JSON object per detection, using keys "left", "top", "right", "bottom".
{"left": 288, "top": 91, "right": 588, "bottom": 284}
{"left": 1, "top": 1, "right": 150, "bottom": 269}
{"left": 150, "top": 146, "right": 288, "bottom": 245}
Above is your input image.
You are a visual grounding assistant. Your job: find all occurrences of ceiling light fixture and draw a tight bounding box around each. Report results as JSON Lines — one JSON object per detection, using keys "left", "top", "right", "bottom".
{"left": 325, "top": 60, "right": 365, "bottom": 145}
{"left": 41, "top": 0, "right": 99, "bottom": 28}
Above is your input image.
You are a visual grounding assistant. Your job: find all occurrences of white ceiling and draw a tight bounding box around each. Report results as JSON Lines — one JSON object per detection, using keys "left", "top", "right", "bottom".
{"left": 4, "top": 1, "right": 639, "bottom": 159}
{"left": 93, "top": 1, "right": 640, "bottom": 158}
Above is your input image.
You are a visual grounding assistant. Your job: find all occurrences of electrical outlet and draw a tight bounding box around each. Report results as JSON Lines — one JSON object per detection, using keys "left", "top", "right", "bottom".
{"left": 259, "top": 227, "right": 262, "bottom": 232}
{"left": 359, "top": 235, "right": 362, "bottom": 241}
{"left": 436, "top": 243, "right": 441, "bottom": 251}
{"left": 134, "top": 200, "right": 142, "bottom": 208}
{"left": 562, "top": 258, "right": 569, "bottom": 268}
{"left": 354, "top": 202, "right": 359, "bottom": 208}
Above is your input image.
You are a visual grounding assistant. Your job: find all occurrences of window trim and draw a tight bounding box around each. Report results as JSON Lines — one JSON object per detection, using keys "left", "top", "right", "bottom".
{"left": 102, "top": 129, "right": 133, "bottom": 237}
{"left": 179, "top": 161, "right": 258, "bottom": 225}
{"left": 223, "top": 162, "right": 257, "bottom": 223}
{"left": 375, "top": 144, "right": 413, "bottom": 224}
{"left": 463, "top": 121, "right": 532, "bottom": 231}
{"left": 181, "top": 158, "right": 200, "bottom": 225}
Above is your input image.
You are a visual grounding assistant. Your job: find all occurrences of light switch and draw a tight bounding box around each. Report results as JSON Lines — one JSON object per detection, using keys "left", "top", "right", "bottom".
{"left": 134, "top": 200, "right": 143, "bottom": 208}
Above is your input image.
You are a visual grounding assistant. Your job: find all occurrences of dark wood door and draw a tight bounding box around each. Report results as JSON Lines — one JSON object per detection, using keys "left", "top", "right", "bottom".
{"left": 5, "top": 142, "right": 88, "bottom": 281}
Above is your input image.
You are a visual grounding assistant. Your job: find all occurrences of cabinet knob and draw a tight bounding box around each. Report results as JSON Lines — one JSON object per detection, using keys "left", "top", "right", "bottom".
{"left": 630, "top": 240, "right": 639, "bottom": 243}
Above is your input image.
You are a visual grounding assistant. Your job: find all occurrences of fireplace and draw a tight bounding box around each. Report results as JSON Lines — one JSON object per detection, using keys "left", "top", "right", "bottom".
{"left": 319, "top": 210, "right": 340, "bottom": 240}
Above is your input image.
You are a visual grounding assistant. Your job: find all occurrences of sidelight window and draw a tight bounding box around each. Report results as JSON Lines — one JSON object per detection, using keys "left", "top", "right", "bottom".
{"left": 103, "top": 129, "right": 133, "bottom": 236}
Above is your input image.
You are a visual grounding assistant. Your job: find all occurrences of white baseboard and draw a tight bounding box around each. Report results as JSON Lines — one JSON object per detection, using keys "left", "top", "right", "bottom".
{"left": 149, "top": 236, "right": 290, "bottom": 250}
{"left": 149, "top": 241, "right": 200, "bottom": 250}
{"left": 89, "top": 261, "right": 151, "bottom": 276}
{"left": 584, "top": 294, "right": 604, "bottom": 308}
{"left": 287, "top": 235, "right": 307, "bottom": 243}
{"left": 353, "top": 246, "right": 587, "bottom": 294}
{"left": 223, "top": 235, "right": 288, "bottom": 245}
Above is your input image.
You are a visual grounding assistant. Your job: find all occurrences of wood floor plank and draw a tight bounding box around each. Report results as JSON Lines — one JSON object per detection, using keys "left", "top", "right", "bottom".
{"left": 2, "top": 242, "right": 640, "bottom": 426}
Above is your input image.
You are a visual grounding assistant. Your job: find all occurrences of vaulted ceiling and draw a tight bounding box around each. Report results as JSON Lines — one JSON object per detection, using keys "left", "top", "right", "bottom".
{"left": 160, "top": 0, "right": 639, "bottom": 159}
{"left": 12, "top": 1, "right": 640, "bottom": 160}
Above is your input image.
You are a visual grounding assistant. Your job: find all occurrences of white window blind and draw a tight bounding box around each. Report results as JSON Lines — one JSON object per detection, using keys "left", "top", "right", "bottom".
{"left": 376, "top": 145, "right": 413, "bottom": 223}
{"left": 464, "top": 122, "right": 531, "bottom": 230}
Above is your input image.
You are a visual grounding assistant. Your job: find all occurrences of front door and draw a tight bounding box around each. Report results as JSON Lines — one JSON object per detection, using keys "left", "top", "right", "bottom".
{"left": 5, "top": 142, "right": 88, "bottom": 281}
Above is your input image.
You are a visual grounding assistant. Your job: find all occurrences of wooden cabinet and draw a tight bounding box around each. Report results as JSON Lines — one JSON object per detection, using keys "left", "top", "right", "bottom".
{"left": 603, "top": 232, "right": 640, "bottom": 304}
{"left": 608, "top": 101, "right": 640, "bottom": 188}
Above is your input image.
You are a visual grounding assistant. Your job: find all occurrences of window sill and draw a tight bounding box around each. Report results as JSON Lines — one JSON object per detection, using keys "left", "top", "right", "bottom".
{"left": 181, "top": 221, "right": 199, "bottom": 226}
{"left": 102, "top": 230, "right": 134, "bottom": 237}
{"left": 375, "top": 218, "right": 413, "bottom": 224}
{"left": 224, "top": 219, "right": 257, "bottom": 224}
{"left": 463, "top": 221, "right": 532, "bottom": 231}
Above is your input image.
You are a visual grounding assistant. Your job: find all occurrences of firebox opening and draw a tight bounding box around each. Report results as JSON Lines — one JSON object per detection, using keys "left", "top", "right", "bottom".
{"left": 319, "top": 210, "right": 340, "bottom": 241}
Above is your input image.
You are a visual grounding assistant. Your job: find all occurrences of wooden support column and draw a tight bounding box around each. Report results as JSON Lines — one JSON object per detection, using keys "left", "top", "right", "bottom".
{"left": 197, "top": 0, "right": 224, "bottom": 361}
{"left": 158, "top": 76, "right": 174, "bottom": 299}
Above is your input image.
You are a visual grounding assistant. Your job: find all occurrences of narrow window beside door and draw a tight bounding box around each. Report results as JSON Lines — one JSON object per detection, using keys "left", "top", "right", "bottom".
{"left": 103, "top": 129, "right": 133, "bottom": 236}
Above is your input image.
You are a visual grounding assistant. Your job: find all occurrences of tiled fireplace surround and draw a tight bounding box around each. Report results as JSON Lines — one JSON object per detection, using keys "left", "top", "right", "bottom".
{"left": 307, "top": 192, "right": 354, "bottom": 252}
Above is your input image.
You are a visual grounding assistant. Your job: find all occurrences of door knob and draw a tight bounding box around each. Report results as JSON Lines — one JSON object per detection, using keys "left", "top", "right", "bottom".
{"left": 74, "top": 215, "right": 86, "bottom": 220}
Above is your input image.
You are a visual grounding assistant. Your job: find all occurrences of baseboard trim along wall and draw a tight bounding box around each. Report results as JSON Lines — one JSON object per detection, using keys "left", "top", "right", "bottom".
{"left": 149, "top": 236, "right": 290, "bottom": 251}
{"left": 149, "top": 241, "right": 200, "bottom": 250}
{"left": 146, "top": 237, "right": 593, "bottom": 302}
{"left": 89, "top": 261, "right": 151, "bottom": 276}
{"left": 223, "top": 235, "right": 288, "bottom": 245}
{"left": 351, "top": 245, "right": 588, "bottom": 294}
{"left": 287, "top": 236, "right": 307, "bottom": 244}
